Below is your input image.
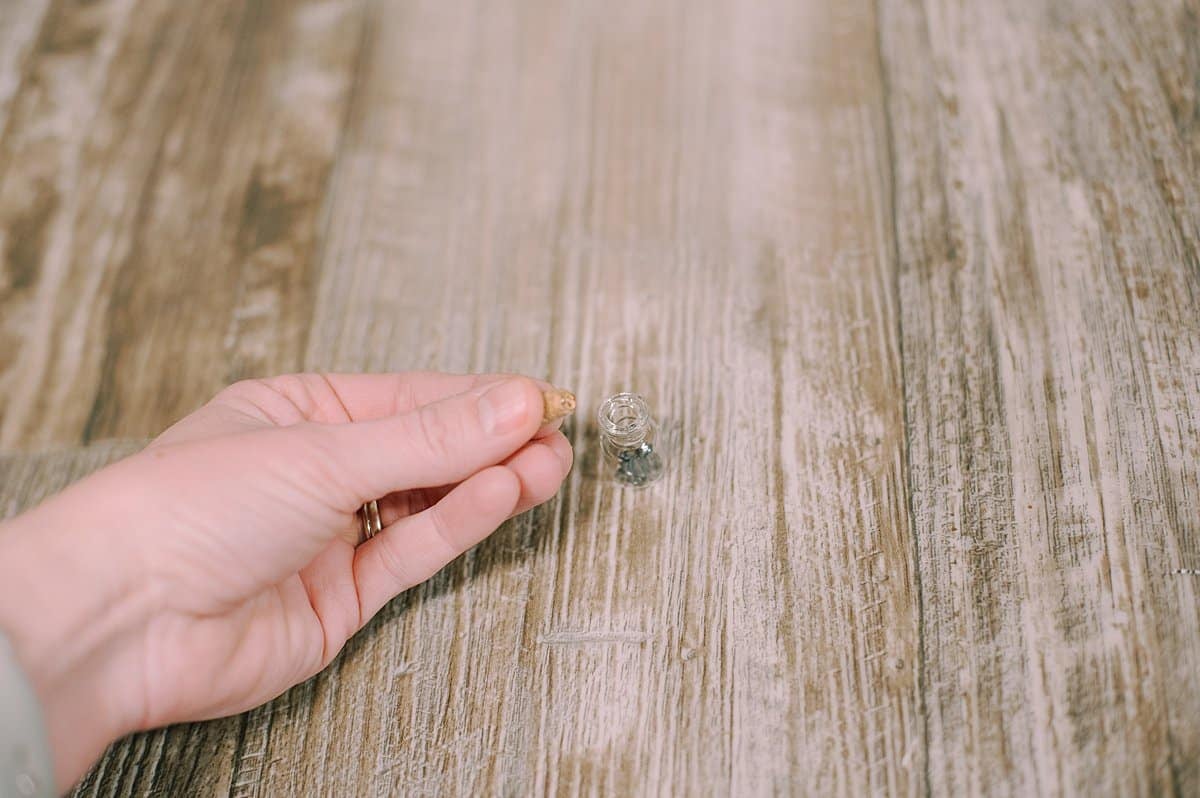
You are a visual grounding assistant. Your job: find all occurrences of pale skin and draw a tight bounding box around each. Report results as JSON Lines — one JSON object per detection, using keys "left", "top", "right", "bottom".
{"left": 0, "top": 371, "right": 574, "bottom": 790}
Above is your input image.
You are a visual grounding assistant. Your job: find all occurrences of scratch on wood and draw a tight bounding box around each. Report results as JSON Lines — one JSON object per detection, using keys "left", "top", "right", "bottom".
{"left": 536, "top": 630, "right": 653, "bottom": 646}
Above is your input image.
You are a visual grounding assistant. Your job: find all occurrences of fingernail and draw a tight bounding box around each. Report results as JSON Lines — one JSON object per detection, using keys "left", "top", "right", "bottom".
{"left": 479, "top": 380, "right": 532, "bottom": 435}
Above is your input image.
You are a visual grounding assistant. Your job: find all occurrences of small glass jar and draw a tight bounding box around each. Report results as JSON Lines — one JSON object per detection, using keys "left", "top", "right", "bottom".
{"left": 597, "top": 392, "right": 664, "bottom": 487}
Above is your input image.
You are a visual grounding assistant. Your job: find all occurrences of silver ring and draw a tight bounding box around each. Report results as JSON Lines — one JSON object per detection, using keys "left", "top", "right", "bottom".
{"left": 358, "top": 499, "right": 382, "bottom": 543}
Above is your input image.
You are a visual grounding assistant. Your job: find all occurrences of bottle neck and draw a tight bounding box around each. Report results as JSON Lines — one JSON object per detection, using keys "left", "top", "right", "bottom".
{"left": 598, "top": 393, "right": 653, "bottom": 451}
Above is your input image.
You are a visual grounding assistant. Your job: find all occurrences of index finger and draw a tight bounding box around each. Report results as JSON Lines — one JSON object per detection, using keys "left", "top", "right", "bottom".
{"left": 248, "top": 371, "right": 561, "bottom": 425}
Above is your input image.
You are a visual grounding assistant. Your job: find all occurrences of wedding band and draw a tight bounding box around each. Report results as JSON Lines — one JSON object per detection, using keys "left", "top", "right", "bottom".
{"left": 358, "top": 499, "right": 382, "bottom": 543}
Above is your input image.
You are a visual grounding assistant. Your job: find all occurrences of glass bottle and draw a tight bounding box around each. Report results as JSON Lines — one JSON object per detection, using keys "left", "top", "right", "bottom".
{"left": 597, "top": 392, "right": 664, "bottom": 487}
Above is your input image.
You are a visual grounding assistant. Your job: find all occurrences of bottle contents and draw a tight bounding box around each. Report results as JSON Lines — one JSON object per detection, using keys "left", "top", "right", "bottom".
{"left": 597, "top": 392, "right": 664, "bottom": 487}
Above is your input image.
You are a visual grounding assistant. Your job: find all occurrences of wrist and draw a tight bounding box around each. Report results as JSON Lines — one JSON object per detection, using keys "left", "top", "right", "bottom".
{"left": 0, "top": 475, "right": 156, "bottom": 788}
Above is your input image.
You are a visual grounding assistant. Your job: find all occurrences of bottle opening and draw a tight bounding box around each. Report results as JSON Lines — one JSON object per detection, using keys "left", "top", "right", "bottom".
{"left": 598, "top": 393, "right": 651, "bottom": 448}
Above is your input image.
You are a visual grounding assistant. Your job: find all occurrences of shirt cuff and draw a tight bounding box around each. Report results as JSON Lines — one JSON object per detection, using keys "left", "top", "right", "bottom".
{"left": 0, "top": 630, "right": 54, "bottom": 798}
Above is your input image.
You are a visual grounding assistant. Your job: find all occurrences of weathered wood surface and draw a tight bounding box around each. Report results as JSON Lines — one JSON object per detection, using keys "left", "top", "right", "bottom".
{"left": 0, "top": 0, "right": 1196, "bottom": 795}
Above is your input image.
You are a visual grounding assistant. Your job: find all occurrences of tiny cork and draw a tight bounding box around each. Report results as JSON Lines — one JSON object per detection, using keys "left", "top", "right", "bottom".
{"left": 541, "top": 388, "right": 577, "bottom": 424}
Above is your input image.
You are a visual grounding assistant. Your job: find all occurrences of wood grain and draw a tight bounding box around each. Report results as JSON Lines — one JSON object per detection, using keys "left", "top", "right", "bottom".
{"left": 0, "top": 0, "right": 360, "bottom": 449}
{"left": 881, "top": 1, "right": 1200, "bottom": 793}
{"left": 0, "top": 0, "right": 1195, "bottom": 795}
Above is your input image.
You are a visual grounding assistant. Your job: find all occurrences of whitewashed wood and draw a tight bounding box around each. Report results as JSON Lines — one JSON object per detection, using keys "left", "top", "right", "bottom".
{"left": 881, "top": 0, "right": 1200, "bottom": 794}
{"left": 0, "top": 0, "right": 360, "bottom": 450}
{"left": 0, "top": 0, "right": 1195, "bottom": 795}
{"left": 0, "top": 1, "right": 50, "bottom": 142}
{"left": 293, "top": 0, "right": 916, "bottom": 794}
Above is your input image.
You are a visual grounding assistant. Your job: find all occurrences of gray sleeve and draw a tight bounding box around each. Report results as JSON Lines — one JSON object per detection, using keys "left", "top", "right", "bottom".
{"left": 0, "top": 631, "right": 54, "bottom": 798}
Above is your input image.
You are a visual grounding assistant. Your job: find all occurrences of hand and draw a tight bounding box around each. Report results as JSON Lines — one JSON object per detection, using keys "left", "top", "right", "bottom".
{"left": 0, "top": 372, "right": 573, "bottom": 789}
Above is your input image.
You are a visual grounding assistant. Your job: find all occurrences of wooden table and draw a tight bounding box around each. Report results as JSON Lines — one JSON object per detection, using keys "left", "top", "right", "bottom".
{"left": 1, "top": 0, "right": 1197, "bottom": 795}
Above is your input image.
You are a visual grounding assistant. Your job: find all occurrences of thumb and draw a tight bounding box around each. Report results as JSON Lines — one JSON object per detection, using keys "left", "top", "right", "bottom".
{"left": 122, "top": 375, "right": 546, "bottom": 587}
{"left": 304, "top": 376, "right": 547, "bottom": 509}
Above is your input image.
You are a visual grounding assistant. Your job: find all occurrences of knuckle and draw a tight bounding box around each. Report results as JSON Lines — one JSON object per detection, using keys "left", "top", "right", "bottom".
{"left": 426, "top": 504, "right": 460, "bottom": 558}
{"left": 263, "top": 372, "right": 306, "bottom": 392}
{"left": 215, "top": 377, "right": 272, "bottom": 403}
{"left": 372, "top": 539, "right": 415, "bottom": 589}
{"left": 214, "top": 376, "right": 309, "bottom": 425}
{"left": 413, "top": 405, "right": 459, "bottom": 461}
{"left": 264, "top": 374, "right": 321, "bottom": 417}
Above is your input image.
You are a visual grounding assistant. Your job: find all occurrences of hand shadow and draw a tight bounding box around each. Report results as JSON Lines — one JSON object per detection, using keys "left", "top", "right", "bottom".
{"left": 361, "top": 409, "right": 681, "bottom": 630}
